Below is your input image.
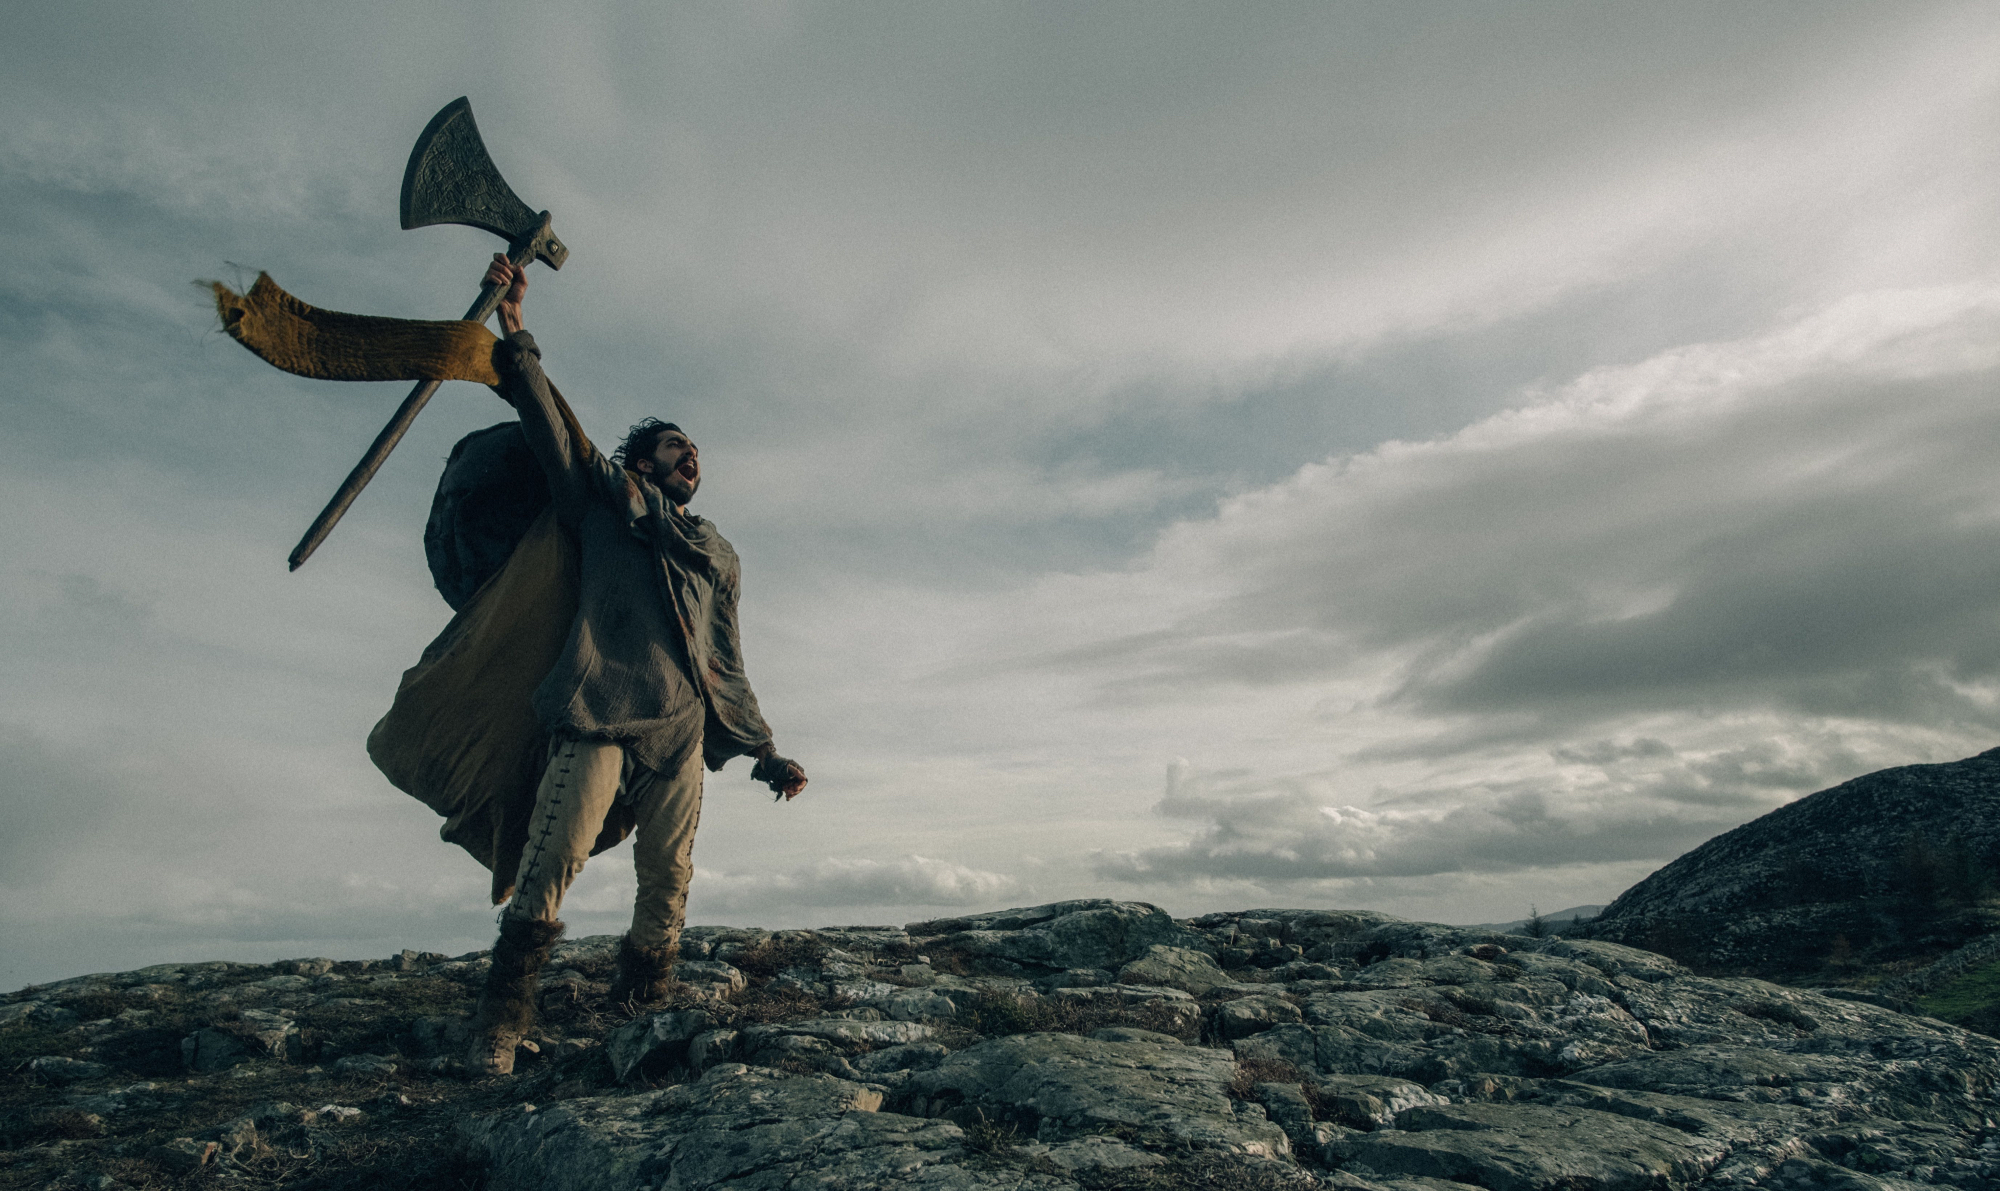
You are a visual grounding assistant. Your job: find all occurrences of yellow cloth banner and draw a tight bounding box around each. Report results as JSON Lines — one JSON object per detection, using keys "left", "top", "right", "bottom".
{"left": 211, "top": 273, "right": 502, "bottom": 385}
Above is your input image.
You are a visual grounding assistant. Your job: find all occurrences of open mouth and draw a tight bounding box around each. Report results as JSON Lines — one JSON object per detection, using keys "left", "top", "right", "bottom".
{"left": 676, "top": 459, "right": 698, "bottom": 481}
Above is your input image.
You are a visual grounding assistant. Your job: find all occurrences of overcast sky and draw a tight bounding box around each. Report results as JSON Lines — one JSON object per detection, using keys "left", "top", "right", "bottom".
{"left": 7, "top": 1, "right": 2000, "bottom": 987}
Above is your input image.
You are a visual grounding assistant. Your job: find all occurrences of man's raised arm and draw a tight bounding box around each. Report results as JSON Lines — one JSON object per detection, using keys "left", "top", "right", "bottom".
{"left": 484, "top": 254, "right": 622, "bottom": 524}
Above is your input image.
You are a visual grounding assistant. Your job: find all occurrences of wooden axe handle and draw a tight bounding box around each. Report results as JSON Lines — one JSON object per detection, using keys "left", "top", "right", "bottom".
{"left": 286, "top": 234, "right": 541, "bottom": 571}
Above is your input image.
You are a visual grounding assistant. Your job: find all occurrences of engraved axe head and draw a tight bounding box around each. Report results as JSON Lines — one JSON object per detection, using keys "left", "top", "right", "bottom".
{"left": 400, "top": 97, "right": 568, "bottom": 269}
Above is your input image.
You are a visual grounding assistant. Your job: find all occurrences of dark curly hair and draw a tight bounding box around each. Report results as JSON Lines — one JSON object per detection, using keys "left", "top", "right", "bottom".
{"left": 612, "top": 418, "right": 685, "bottom": 470}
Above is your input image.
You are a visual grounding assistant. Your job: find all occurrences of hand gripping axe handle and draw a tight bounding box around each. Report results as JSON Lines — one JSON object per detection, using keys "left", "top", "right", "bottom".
{"left": 288, "top": 97, "right": 569, "bottom": 571}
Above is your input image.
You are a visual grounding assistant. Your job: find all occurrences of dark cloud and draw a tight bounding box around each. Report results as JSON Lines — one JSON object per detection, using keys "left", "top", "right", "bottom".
{"left": 1416, "top": 494, "right": 2000, "bottom": 730}
{"left": 1025, "top": 352, "right": 2000, "bottom": 750}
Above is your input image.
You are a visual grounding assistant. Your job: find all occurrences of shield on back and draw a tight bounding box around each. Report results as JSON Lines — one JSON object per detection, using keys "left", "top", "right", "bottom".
{"left": 425, "top": 422, "right": 551, "bottom": 610}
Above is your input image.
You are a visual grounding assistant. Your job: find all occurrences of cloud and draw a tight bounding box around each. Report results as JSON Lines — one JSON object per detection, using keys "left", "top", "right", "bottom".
{"left": 1001, "top": 285, "right": 2000, "bottom": 728}
{"left": 733, "top": 281, "right": 2000, "bottom": 914}
{"left": 956, "top": 284, "right": 2000, "bottom": 887}
{"left": 1093, "top": 732, "right": 1865, "bottom": 886}
{"left": 687, "top": 856, "right": 1026, "bottom": 919}
{"left": 12, "top": 2, "right": 2000, "bottom": 981}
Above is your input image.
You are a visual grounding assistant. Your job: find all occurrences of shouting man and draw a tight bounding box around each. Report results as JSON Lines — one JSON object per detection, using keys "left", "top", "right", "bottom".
{"left": 467, "top": 253, "right": 807, "bottom": 1074}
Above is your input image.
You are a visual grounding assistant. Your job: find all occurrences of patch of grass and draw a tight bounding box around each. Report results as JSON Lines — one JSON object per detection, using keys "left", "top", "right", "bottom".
{"left": 728, "top": 934, "right": 831, "bottom": 981}
{"left": 97, "top": 1019, "right": 208, "bottom": 1077}
{"left": 1227, "top": 1056, "right": 1305, "bottom": 1102}
{"left": 0, "top": 1021, "right": 83, "bottom": 1068}
{"left": 854, "top": 937, "right": 926, "bottom": 968}
{"left": 957, "top": 991, "right": 1062, "bottom": 1036}
{"left": 60, "top": 991, "right": 135, "bottom": 1022}
{"left": 920, "top": 948, "right": 979, "bottom": 977}
{"left": 966, "top": 995, "right": 1049, "bottom": 1036}
{"left": 539, "top": 987, "right": 612, "bottom": 1035}
{"left": 211, "top": 1097, "right": 494, "bottom": 1191}
{"left": 76, "top": 985, "right": 255, "bottom": 1076}
{"left": 295, "top": 977, "right": 473, "bottom": 1056}
{"left": 728, "top": 984, "right": 826, "bottom": 1024}
{"left": 962, "top": 1111, "right": 1022, "bottom": 1154}
{"left": 1918, "top": 959, "right": 2000, "bottom": 1035}
{"left": 358, "top": 977, "right": 474, "bottom": 1014}
{"left": 1085, "top": 1152, "right": 1323, "bottom": 1190}
{"left": 0, "top": 1105, "right": 108, "bottom": 1148}
{"left": 1090, "top": 998, "right": 1200, "bottom": 1042}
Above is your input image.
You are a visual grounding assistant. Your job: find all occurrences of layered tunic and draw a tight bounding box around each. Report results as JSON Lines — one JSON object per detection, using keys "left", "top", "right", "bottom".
{"left": 493, "top": 329, "right": 773, "bottom": 777}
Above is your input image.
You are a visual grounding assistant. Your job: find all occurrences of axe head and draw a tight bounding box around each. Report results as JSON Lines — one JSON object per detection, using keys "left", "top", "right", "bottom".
{"left": 401, "top": 97, "right": 568, "bottom": 269}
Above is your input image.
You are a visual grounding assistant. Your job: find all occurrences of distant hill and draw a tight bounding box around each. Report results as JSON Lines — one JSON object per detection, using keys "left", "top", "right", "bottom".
{"left": 1579, "top": 746, "right": 2000, "bottom": 983}
{"left": 1457, "top": 905, "right": 1604, "bottom": 935}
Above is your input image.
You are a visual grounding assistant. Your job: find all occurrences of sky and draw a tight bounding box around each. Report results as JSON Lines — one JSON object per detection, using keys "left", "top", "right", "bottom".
{"left": 7, "top": 1, "right": 2000, "bottom": 987}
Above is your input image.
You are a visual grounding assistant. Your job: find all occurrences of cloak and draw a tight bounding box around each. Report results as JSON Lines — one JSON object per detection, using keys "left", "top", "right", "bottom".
{"left": 212, "top": 274, "right": 677, "bottom": 902}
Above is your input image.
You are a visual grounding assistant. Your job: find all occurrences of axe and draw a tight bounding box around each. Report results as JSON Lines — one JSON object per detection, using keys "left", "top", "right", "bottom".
{"left": 287, "top": 97, "right": 569, "bottom": 571}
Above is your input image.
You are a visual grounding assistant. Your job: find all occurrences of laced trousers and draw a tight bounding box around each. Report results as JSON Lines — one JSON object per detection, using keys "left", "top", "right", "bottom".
{"left": 502, "top": 736, "right": 705, "bottom": 947}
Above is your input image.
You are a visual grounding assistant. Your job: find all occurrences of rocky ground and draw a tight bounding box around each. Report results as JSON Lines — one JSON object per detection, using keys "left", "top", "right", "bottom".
{"left": 5, "top": 900, "right": 2000, "bottom": 1191}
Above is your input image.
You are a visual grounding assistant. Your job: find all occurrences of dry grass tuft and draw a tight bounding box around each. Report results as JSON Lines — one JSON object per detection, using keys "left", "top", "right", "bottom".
{"left": 1227, "top": 1055, "right": 1305, "bottom": 1101}
{"left": 727, "top": 934, "right": 831, "bottom": 981}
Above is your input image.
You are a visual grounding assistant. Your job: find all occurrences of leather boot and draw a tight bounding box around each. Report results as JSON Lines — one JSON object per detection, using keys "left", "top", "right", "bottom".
{"left": 466, "top": 916, "right": 565, "bottom": 1076}
{"left": 608, "top": 934, "right": 680, "bottom": 1008}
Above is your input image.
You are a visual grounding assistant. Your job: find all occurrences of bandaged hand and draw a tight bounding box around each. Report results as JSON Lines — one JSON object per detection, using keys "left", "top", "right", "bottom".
{"left": 485, "top": 253, "right": 527, "bottom": 335}
{"left": 752, "top": 751, "right": 808, "bottom": 801}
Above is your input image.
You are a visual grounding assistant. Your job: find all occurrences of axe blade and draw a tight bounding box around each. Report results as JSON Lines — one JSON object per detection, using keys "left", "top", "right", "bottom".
{"left": 288, "top": 99, "right": 569, "bottom": 572}
{"left": 400, "top": 97, "right": 568, "bottom": 268}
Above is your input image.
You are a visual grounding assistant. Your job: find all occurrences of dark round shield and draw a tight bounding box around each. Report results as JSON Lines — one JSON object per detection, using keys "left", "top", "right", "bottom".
{"left": 424, "top": 421, "right": 551, "bottom": 610}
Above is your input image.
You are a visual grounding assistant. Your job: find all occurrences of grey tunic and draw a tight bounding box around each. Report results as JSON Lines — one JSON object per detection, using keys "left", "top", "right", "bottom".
{"left": 493, "top": 329, "right": 774, "bottom": 775}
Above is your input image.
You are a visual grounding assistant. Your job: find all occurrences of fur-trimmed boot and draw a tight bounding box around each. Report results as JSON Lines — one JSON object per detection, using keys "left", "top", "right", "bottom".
{"left": 467, "top": 916, "right": 565, "bottom": 1076}
{"left": 608, "top": 934, "right": 680, "bottom": 1008}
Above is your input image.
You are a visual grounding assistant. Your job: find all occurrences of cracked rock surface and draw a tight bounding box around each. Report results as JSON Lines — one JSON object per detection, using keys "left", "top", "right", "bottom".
{"left": 465, "top": 1064, "right": 1079, "bottom": 1191}
{"left": 6, "top": 901, "right": 1999, "bottom": 1190}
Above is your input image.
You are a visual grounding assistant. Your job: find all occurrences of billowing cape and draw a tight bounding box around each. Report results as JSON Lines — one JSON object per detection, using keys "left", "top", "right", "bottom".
{"left": 214, "top": 274, "right": 626, "bottom": 903}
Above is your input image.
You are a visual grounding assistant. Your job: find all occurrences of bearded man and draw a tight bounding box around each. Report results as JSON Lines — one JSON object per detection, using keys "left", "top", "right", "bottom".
{"left": 466, "top": 254, "right": 807, "bottom": 1074}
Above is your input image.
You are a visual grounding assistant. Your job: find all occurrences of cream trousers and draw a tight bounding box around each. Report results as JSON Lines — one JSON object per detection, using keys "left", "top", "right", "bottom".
{"left": 503, "top": 737, "right": 704, "bottom": 948}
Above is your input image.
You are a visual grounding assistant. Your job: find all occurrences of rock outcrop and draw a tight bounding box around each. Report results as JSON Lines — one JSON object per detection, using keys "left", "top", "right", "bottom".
{"left": 5, "top": 901, "right": 2000, "bottom": 1191}
{"left": 1582, "top": 747, "right": 2000, "bottom": 979}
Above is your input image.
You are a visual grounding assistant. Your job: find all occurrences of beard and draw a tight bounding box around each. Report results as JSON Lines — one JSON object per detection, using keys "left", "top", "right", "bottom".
{"left": 660, "top": 473, "right": 699, "bottom": 506}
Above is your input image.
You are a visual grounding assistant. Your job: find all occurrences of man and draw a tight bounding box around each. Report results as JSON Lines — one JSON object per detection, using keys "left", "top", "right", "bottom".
{"left": 468, "top": 253, "right": 807, "bottom": 1075}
